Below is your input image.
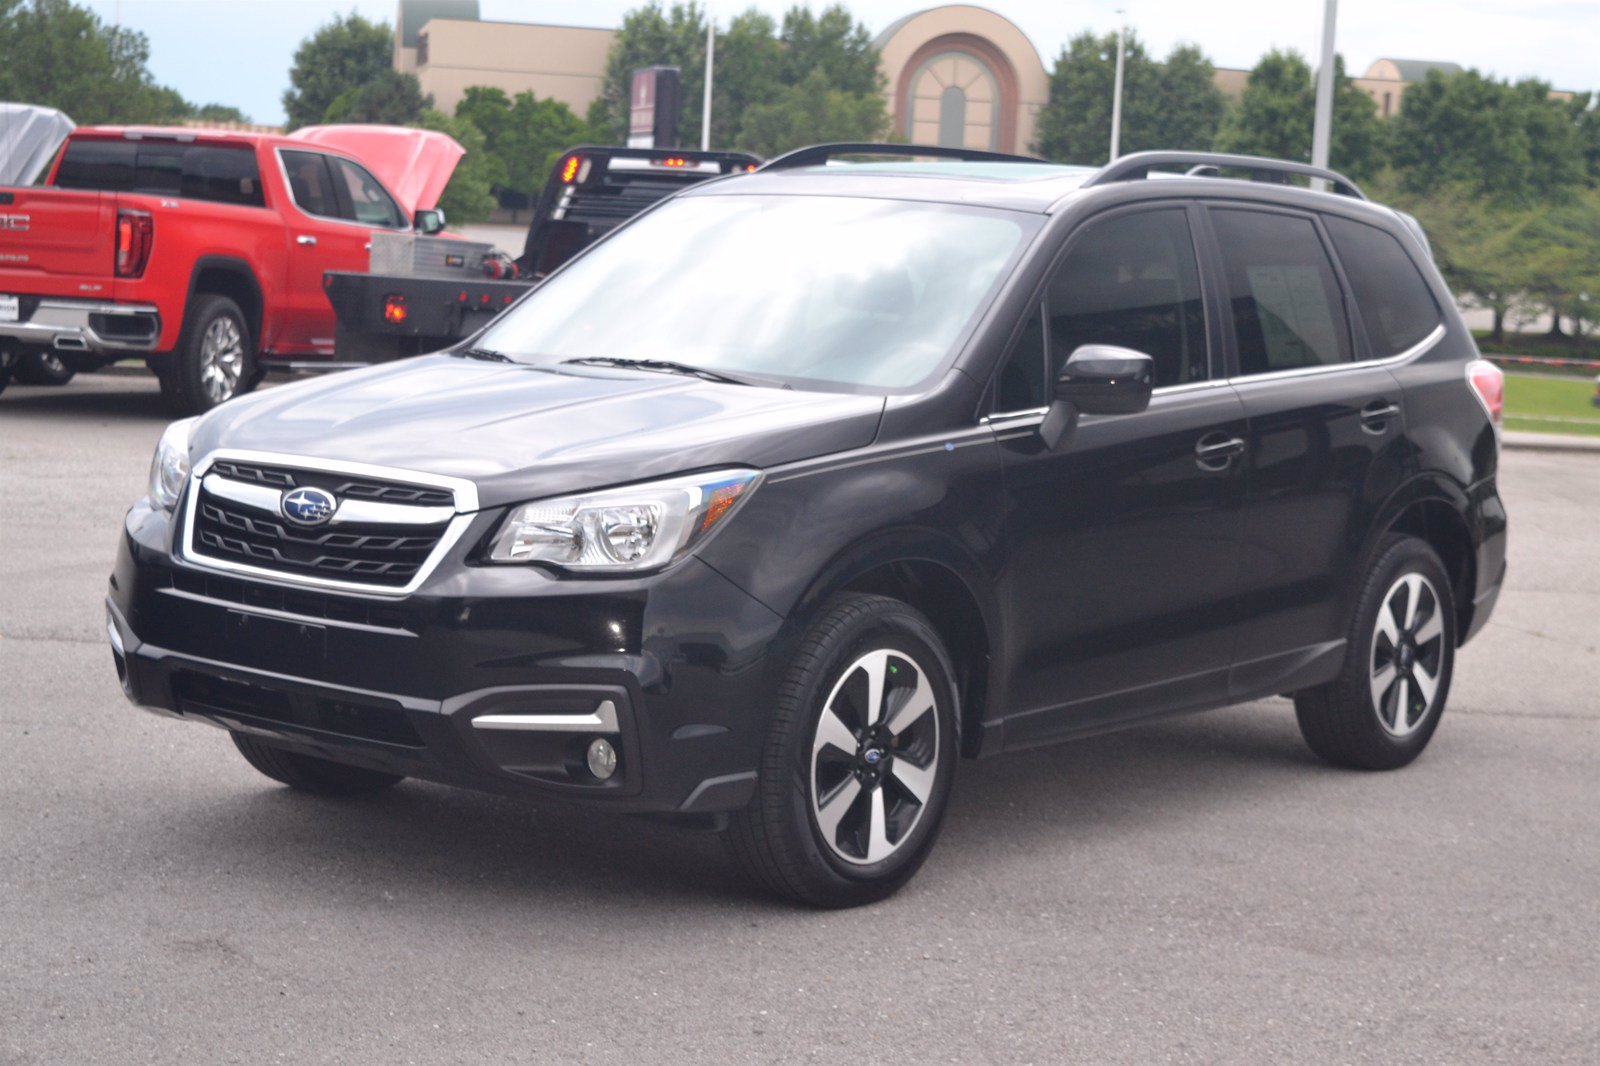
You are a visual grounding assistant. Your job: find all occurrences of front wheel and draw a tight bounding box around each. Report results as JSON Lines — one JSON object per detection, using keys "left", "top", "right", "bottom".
{"left": 1294, "top": 535, "right": 1457, "bottom": 770}
{"left": 727, "top": 594, "right": 959, "bottom": 908}
{"left": 13, "top": 350, "right": 76, "bottom": 386}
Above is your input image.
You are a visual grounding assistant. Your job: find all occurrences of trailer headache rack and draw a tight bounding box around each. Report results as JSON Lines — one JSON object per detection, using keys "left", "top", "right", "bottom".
{"left": 1085, "top": 151, "right": 1367, "bottom": 200}
{"left": 762, "top": 142, "right": 1047, "bottom": 170}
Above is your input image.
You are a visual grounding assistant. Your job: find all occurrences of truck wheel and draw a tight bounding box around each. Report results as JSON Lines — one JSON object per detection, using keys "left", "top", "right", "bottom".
{"left": 1294, "top": 535, "right": 1456, "bottom": 770}
{"left": 13, "top": 350, "right": 76, "bottom": 386}
{"left": 160, "top": 294, "right": 256, "bottom": 414}
{"left": 727, "top": 594, "right": 959, "bottom": 908}
{"left": 231, "top": 732, "right": 404, "bottom": 796}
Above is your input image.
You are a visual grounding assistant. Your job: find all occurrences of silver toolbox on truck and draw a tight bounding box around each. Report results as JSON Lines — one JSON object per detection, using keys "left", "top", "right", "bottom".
{"left": 368, "top": 232, "right": 494, "bottom": 278}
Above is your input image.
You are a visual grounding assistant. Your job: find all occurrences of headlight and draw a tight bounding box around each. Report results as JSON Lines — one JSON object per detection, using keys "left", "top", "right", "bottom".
{"left": 489, "top": 469, "right": 760, "bottom": 572}
{"left": 146, "top": 417, "right": 198, "bottom": 511}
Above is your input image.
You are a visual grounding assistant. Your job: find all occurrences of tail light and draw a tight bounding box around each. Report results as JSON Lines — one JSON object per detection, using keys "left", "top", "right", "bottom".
{"left": 559, "top": 155, "right": 583, "bottom": 184}
{"left": 1466, "top": 359, "right": 1504, "bottom": 432}
{"left": 115, "top": 209, "right": 153, "bottom": 278}
{"left": 383, "top": 294, "right": 407, "bottom": 324}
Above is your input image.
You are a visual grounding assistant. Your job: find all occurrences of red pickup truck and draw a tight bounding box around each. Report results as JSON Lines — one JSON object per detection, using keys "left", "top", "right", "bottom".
{"left": 0, "top": 124, "right": 460, "bottom": 413}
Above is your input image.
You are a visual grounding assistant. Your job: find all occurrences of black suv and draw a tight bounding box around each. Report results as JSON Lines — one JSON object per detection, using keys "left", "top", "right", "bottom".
{"left": 108, "top": 147, "right": 1508, "bottom": 907}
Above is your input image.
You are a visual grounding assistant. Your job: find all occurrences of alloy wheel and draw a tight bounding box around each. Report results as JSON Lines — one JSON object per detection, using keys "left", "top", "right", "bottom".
{"left": 1370, "top": 572, "right": 1446, "bottom": 737}
{"left": 810, "top": 648, "right": 941, "bottom": 865}
{"left": 199, "top": 317, "right": 244, "bottom": 404}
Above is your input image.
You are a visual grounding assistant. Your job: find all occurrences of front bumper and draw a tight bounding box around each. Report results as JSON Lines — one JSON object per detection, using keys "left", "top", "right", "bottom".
{"left": 108, "top": 500, "right": 788, "bottom": 814}
{"left": 0, "top": 296, "right": 161, "bottom": 354}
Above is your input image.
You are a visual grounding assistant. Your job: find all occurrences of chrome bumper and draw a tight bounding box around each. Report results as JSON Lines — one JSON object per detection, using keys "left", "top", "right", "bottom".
{"left": 0, "top": 298, "right": 161, "bottom": 353}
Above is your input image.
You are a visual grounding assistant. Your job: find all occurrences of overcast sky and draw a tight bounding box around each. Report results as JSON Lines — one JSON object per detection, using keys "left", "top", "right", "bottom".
{"left": 78, "top": 1, "right": 1597, "bottom": 127}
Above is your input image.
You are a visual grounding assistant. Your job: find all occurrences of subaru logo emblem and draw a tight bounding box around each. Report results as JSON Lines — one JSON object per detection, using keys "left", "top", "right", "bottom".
{"left": 863, "top": 748, "right": 883, "bottom": 765}
{"left": 281, "top": 486, "right": 337, "bottom": 526}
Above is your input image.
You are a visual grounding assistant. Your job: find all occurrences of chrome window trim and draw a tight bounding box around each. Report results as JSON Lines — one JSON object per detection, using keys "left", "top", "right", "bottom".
{"left": 179, "top": 449, "right": 480, "bottom": 597}
{"left": 1224, "top": 321, "right": 1444, "bottom": 389}
{"left": 981, "top": 377, "right": 1229, "bottom": 425}
{"left": 273, "top": 148, "right": 411, "bottom": 233}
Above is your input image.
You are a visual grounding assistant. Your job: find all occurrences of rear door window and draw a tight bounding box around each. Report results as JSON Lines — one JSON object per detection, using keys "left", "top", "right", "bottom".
{"left": 1323, "top": 215, "right": 1441, "bottom": 356}
{"left": 1210, "top": 208, "right": 1352, "bottom": 376}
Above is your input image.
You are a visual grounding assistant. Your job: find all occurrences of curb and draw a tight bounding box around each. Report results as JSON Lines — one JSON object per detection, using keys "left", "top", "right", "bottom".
{"left": 1502, "top": 430, "right": 1600, "bottom": 454}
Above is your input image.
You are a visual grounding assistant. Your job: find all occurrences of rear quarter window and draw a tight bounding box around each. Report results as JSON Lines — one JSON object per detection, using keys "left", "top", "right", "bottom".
{"left": 1324, "top": 215, "right": 1441, "bottom": 357}
{"left": 53, "top": 140, "right": 264, "bottom": 208}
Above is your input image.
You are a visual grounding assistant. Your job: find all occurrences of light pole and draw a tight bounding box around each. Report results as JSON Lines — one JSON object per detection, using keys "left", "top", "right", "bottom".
{"left": 1310, "top": 0, "right": 1338, "bottom": 189}
{"left": 1109, "top": 9, "right": 1126, "bottom": 162}
{"left": 701, "top": 8, "right": 715, "bottom": 151}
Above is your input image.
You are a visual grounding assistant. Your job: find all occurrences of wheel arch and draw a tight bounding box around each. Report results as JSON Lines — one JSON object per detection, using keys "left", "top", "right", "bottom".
{"left": 1375, "top": 478, "right": 1477, "bottom": 646}
{"left": 785, "top": 529, "right": 1002, "bottom": 759}
{"left": 186, "top": 257, "right": 263, "bottom": 351}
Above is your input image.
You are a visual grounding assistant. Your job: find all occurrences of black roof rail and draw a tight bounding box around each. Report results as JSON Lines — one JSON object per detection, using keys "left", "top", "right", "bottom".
{"left": 1085, "top": 151, "right": 1367, "bottom": 200}
{"left": 761, "top": 142, "right": 1047, "bottom": 170}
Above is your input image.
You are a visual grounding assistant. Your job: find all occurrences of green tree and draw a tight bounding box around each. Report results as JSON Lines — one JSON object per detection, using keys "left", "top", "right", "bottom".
{"left": 1153, "top": 44, "right": 1227, "bottom": 152}
{"left": 737, "top": 67, "right": 887, "bottom": 157}
{"left": 591, "top": 2, "right": 708, "bottom": 146}
{"left": 0, "top": 0, "right": 201, "bottom": 123}
{"left": 1032, "top": 33, "right": 1225, "bottom": 164}
{"left": 1389, "top": 70, "right": 1583, "bottom": 203}
{"left": 323, "top": 70, "right": 432, "bottom": 125}
{"left": 282, "top": 12, "right": 392, "bottom": 131}
{"left": 415, "top": 109, "right": 501, "bottom": 224}
{"left": 1215, "top": 51, "right": 1384, "bottom": 180}
{"left": 777, "top": 4, "right": 881, "bottom": 95}
{"left": 1033, "top": 31, "right": 1160, "bottom": 164}
{"left": 453, "top": 88, "right": 589, "bottom": 215}
{"left": 589, "top": 3, "right": 886, "bottom": 154}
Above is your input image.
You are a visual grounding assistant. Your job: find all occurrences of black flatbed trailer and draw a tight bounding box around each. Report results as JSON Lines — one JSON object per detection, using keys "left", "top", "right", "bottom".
{"left": 323, "top": 145, "right": 760, "bottom": 364}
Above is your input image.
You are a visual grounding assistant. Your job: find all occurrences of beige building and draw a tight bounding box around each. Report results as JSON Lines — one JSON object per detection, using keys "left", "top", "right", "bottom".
{"left": 392, "top": 3, "right": 1548, "bottom": 153}
{"left": 396, "top": 0, "right": 615, "bottom": 117}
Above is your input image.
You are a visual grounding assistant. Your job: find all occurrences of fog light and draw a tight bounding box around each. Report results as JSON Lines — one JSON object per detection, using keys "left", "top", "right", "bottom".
{"left": 586, "top": 737, "right": 618, "bottom": 780}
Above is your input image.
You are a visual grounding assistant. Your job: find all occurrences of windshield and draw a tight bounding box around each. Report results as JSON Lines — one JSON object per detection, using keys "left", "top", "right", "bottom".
{"left": 475, "top": 194, "right": 1033, "bottom": 389}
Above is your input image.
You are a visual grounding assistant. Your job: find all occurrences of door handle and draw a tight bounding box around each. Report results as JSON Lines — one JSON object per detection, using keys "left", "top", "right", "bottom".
{"left": 296, "top": 235, "right": 317, "bottom": 246}
{"left": 1195, "top": 432, "right": 1245, "bottom": 471}
{"left": 1360, "top": 400, "right": 1402, "bottom": 433}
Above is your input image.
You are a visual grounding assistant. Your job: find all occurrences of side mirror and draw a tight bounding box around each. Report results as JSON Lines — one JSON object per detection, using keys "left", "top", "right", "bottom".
{"left": 414, "top": 208, "right": 446, "bottom": 235}
{"left": 1039, "top": 344, "right": 1155, "bottom": 449}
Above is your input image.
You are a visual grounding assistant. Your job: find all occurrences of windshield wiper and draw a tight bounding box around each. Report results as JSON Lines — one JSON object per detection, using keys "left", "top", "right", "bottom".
{"left": 560, "top": 356, "right": 786, "bottom": 388}
{"left": 459, "top": 347, "right": 516, "bottom": 363}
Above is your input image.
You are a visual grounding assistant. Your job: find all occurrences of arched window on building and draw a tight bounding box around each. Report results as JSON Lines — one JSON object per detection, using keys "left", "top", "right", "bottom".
{"left": 907, "top": 51, "right": 1001, "bottom": 150}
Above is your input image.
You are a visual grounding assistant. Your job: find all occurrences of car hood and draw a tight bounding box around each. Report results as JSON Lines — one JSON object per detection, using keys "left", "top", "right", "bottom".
{"left": 287, "top": 125, "right": 463, "bottom": 215}
{"left": 192, "top": 356, "right": 885, "bottom": 510}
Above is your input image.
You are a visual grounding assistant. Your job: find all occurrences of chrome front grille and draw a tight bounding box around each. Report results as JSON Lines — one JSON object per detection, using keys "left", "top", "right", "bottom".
{"left": 181, "top": 452, "right": 477, "bottom": 595}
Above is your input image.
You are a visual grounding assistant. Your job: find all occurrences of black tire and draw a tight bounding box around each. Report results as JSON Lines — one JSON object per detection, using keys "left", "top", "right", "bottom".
{"left": 159, "top": 294, "right": 255, "bottom": 415}
{"left": 231, "top": 732, "right": 404, "bottom": 796}
{"left": 13, "top": 350, "right": 76, "bottom": 386}
{"left": 1294, "top": 535, "right": 1457, "bottom": 770}
{"left": 727, "top": 593, "right": 960, "bottom": 908}
{"left": 0, "top": 358, "right": 11, "bottom": 397}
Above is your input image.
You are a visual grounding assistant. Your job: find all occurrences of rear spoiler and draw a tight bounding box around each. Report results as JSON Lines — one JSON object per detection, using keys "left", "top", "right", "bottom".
{"left": 520, "top": 145, "right": 761, "bottom": 275}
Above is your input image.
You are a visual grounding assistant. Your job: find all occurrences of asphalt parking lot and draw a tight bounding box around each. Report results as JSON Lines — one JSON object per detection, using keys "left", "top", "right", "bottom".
{"left": 2, "top": 373, "right": 1596, "bottom": 1064}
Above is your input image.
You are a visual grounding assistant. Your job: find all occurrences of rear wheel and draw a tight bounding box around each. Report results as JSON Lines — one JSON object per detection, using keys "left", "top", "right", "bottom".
{"left": 727, "top": 594, "right": 959, "bottom": 908}
{"left": 13, "top": 350, "right": 76, "bottom": 386}
{"left": 231, "top": 732, "right": 404, "bottom": 796}
{"left": 159, "top": 294, "right": 255, "bottom": 414}
{"left": 1294, "top": 535, "right": 1456, "bottom": 770}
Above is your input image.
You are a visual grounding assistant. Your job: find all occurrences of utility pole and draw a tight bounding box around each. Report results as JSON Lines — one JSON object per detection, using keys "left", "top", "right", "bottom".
{"left": 1109, "top": 10, "right": 1126, "bottom": 162}
{"left": 701, "top": 10, "right": 715, "bottom": 151}
{"left": 1310, "top": 0, "right": 1338, "bottom": 190}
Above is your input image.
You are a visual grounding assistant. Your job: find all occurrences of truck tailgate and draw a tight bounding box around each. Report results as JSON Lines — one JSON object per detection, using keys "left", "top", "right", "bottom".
{"left": 0, "top": 187, "right": 116, "bottom": 286}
